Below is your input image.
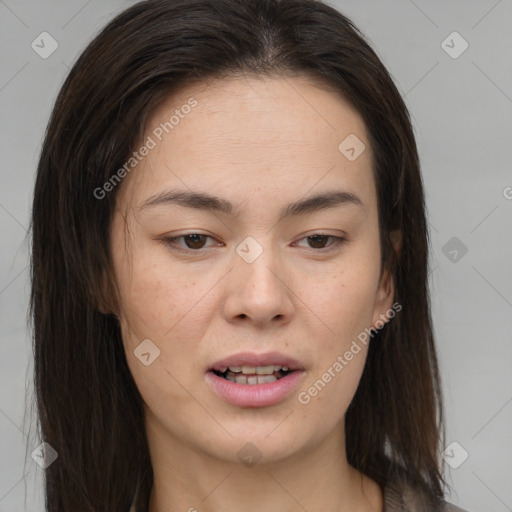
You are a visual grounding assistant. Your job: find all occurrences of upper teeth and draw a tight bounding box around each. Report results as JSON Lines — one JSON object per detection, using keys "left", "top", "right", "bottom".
{"left": 219, "top": 365, "right": 289, "bottom": 374}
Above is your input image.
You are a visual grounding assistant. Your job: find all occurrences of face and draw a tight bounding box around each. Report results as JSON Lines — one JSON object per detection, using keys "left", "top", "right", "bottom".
{"left": 109, "top": 74, "right": 396, "bottom": 465}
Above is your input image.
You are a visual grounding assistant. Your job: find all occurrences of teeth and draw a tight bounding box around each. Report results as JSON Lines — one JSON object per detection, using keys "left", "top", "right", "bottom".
{"left": 233, "top": 374, "right": 278, "bottom": 385}
{"left": 244, "top": 365, "right": 275, "bottom": 375}
{"left": 227, "top": 365, "right": 289, "bottom": 374}
{"left": 249, "top": 375, "right": 278, "bottom": 384}
{"left": 234, "top": 374, "right": 247, "bottom": 384}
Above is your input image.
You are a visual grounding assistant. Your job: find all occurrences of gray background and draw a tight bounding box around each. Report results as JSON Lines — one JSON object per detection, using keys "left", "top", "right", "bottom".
{"left": 1, "top": 0, "right": 511, "bottom": 511}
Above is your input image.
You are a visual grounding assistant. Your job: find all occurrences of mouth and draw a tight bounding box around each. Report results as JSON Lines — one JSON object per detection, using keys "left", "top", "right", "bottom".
{"left": 206, "top": 352, "right": 305, "bottom": 407}
{"left": 211, "top": 365, "right": 292, "bottom": 385}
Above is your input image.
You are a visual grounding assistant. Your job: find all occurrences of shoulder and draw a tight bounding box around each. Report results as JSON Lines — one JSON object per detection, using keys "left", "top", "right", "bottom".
{"left": 383, "top": 474, "right": 472, "bottom": 512}
{"left": 443, "top": 504, "right": 472, "bottom": 512}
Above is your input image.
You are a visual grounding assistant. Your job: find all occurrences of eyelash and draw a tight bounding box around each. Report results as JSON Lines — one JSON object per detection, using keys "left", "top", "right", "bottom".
{"left": 162, "top": 233, "right": 347, "bottom": 255}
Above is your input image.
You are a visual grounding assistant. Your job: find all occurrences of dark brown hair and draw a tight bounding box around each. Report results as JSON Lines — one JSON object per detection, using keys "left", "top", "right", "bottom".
{"left": 30, "top": 0, "right": 447, "bottom": 510}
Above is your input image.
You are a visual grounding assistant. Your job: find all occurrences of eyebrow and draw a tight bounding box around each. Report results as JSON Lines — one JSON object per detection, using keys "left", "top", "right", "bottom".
{"left": 139, "top": 189, "right": 364, "bottom": 221}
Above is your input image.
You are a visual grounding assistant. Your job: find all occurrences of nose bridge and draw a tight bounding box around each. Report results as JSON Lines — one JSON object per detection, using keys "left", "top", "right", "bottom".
{"left": 236, "top": 235, "right": 283, "bottom": 294}
{"left": 227, "top": 234, "right": 292, "bottom": 322}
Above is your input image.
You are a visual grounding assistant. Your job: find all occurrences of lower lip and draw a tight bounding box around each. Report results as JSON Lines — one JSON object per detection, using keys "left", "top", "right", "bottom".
{"left": 205, "top": 370, "right": 304, "bottom": 408}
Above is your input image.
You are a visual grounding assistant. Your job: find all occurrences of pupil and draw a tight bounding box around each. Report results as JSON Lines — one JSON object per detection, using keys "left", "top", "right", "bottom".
{"left": 185, "top": 234, "right": 206, "bottom": 249}
{"left": 308, "top": 235, "right": 327, "bottom": 249}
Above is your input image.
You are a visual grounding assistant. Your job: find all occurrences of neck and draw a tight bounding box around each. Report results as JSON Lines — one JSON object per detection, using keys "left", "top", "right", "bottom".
{"left": 145, "top": 412, "right": 383, "bottom": 512}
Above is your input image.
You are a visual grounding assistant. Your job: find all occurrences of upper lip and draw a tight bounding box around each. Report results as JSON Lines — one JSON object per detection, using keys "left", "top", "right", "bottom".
{"left": 209, "top": 351, "right": 304, "bottom": 372}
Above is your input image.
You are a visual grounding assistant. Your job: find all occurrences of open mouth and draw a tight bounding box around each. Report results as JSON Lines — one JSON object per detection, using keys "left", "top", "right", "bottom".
{"left": 206, "top": 356, "right": 304, "bottom": 406}
{"left": 211, "top": 365, "right": 292, "bottom": 385}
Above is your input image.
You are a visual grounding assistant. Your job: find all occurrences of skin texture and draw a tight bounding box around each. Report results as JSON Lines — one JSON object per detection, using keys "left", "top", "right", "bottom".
{"left": 110, "top": 75, "right": 399, "bottom": 512}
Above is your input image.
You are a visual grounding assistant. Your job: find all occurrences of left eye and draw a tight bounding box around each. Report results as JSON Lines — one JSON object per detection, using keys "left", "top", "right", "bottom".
{"left": 293, "top": 234, "right": 346, "bottom": 250}
{"left": 163, "top": 233, "right": 346, "bottom": 253}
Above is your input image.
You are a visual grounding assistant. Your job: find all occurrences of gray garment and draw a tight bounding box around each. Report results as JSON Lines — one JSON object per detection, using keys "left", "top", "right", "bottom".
{"left": 384, "top": 476, "right": 471, "bottom": 512}
{"left": 130, "top": 476, "right": 472, "bottom": 511}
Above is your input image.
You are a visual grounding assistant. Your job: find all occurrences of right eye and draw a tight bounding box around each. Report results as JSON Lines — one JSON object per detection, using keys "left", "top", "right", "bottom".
{"left": 162, "top": 233, "right": 221, "bottom": 254}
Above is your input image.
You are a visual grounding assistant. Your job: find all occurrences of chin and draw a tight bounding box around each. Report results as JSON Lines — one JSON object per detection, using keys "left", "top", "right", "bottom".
{"left": 196, "top": 421, "right": 312, "bottom": 466}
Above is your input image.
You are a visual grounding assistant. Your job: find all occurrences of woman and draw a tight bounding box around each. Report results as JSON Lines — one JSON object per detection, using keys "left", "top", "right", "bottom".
{"left": 30, "top": 0, "right": 472, "bottom": 511}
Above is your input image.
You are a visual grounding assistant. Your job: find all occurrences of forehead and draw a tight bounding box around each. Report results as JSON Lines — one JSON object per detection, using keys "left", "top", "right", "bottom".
{"left": 120, "top": 74, "right": 375, "bottom": 211}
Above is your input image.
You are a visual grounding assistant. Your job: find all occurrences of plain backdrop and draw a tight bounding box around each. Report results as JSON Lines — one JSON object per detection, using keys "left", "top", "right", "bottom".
{"left": 1, "top": 1, "right": 511, "bottom": 511}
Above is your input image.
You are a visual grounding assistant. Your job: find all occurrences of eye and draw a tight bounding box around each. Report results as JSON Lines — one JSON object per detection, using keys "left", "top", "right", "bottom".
{"left": 293, "top": 234, "right": 347, "bottom": 251}
{"left": 162, "top": 233, "right": 219, "bottom": 254}
{"left": 162, "top": 232, "right": 347, "bottom": 255}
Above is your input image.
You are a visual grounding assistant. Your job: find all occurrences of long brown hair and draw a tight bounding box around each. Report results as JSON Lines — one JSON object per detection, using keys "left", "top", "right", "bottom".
{"left": 30, "top": 0, "right": 447, "bottom": 510}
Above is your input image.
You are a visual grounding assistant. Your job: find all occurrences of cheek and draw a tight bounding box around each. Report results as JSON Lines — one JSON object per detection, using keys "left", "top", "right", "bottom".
{"left": 307, "top": 244, "right": 381, "bottom": 351}
{"left": 115, "top": 243, "right": 213, "bottom": 343}
{"left": 116, "top": 252, "right": 213, "bottom": 416}
{"left": 294, "top": 274, "right": 373, "bottom": 440}
{"left": 294, "top": 239, "right": 380, "bottom": 413}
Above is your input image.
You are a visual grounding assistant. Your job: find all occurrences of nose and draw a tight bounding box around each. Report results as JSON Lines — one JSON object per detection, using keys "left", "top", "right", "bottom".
{"left": 222, "top": 239, "right": 295, "bottom": 328}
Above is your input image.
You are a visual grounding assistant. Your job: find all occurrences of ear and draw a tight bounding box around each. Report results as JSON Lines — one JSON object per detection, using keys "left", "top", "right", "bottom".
{"left": 371, "top": 230, "right": 401, "bottom": 330}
